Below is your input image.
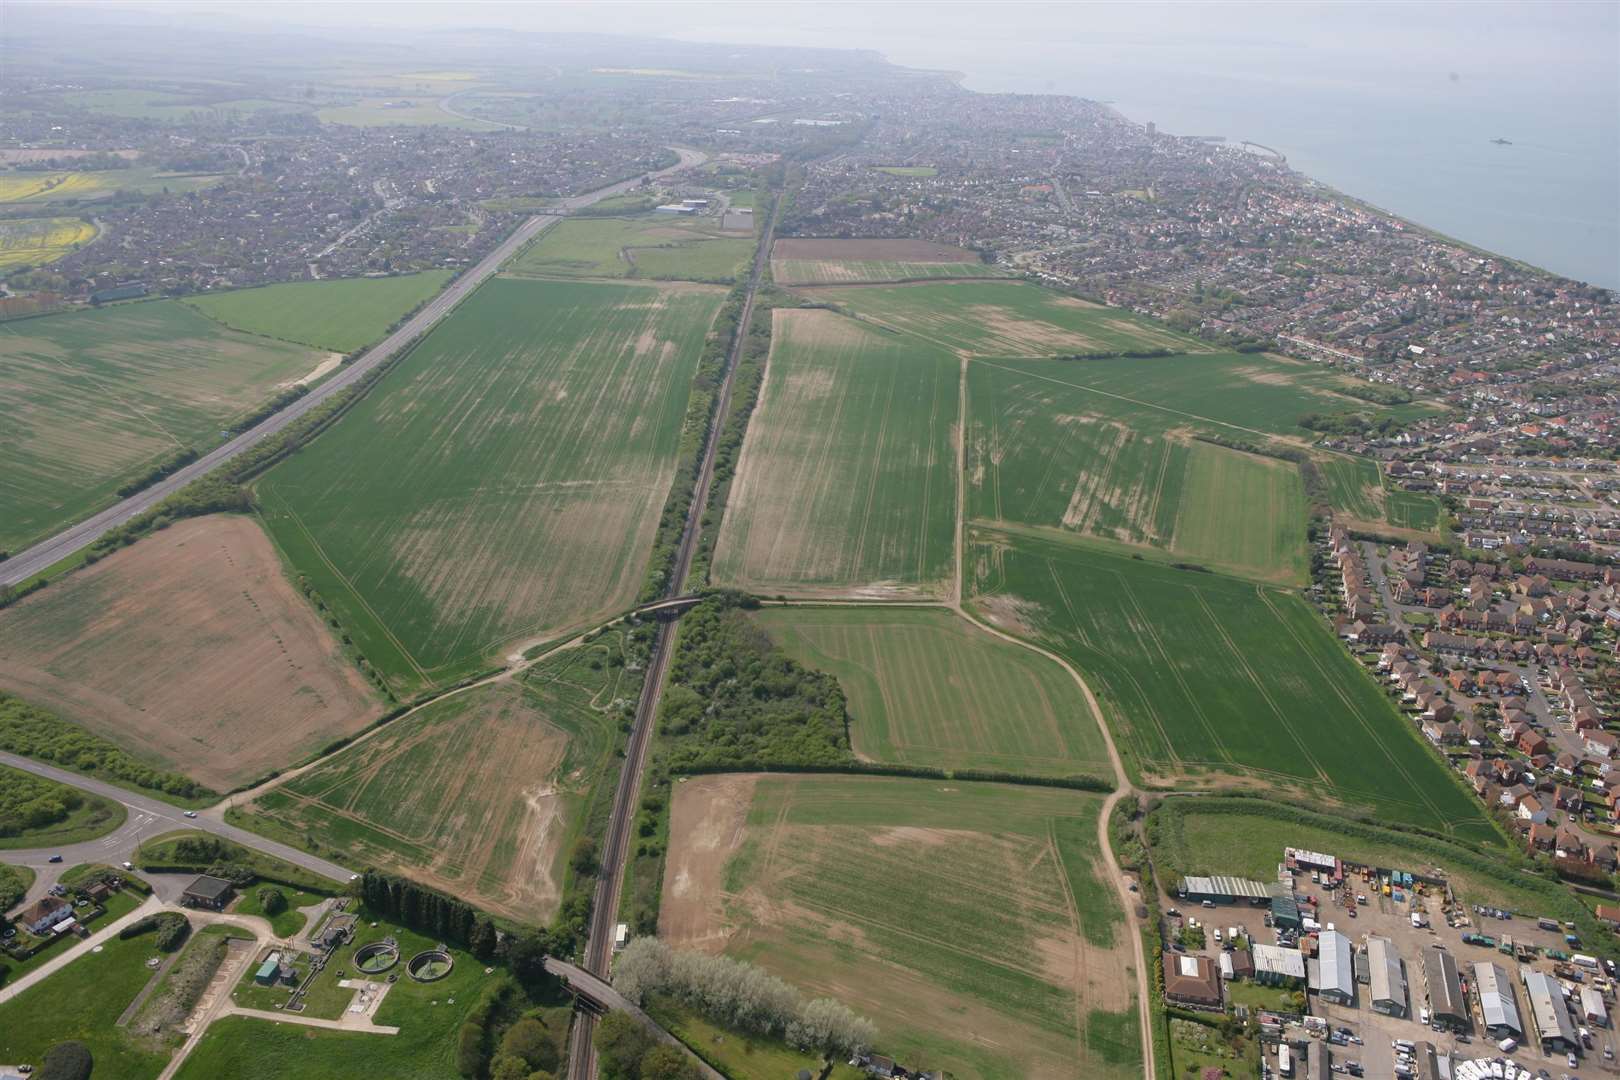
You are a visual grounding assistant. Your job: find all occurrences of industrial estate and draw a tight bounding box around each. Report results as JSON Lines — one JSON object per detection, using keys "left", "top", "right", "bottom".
{"left": 1, "top": 10, "right": 1618, "bottom": 1080}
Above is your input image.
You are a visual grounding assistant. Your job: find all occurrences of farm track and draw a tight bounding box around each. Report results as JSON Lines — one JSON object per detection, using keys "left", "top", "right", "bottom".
{"left": 0, "top": 147, "right": 708, "bottom": 588}
{"left": 567, "top": 192, "right": 779, "bottom": 1080}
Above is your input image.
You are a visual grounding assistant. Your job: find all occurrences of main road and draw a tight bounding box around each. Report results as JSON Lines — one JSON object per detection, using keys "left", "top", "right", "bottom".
{"left": 0, "top": 147, "right": 707, "bottom": 588}
{"left": 566, "top": 193, "right": 778, "bottom": 1080}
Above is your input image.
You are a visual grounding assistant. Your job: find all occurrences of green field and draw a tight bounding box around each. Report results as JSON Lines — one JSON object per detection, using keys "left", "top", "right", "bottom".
{"left": 507, "top": 215, "right": 751, "bottom": 282}
{"left": 0, "top": 763, "right": 125, "bottom": 849}
{"left": 711, "top": 308, "right": 958, "bottom": 597}
{"left": 966, "top": 356, "right": 1312, "bottom": 585}
{"left": 233, "top": 636, "right": 633, "bottom": 922}
{"left": 175, "top": 918, "right": 499, "bottom": 1080}
{"left": 256, "top": 277, "right": 721, "bottom": 688}
{"left": 0, "top": 215, "right": 96, "bottom": 272}
{"left": 1315, "top": 452, "right": 1442, "bottom": 533}
{"left": 680, "top": 774, "right": 1139, "bottom": 1080}
{"left": 801, "top": 280, "right": 1205, "bottom": 357}
{"left": 874, "top": 165, "right": 939, "bottom": 177}
{"left": 183, "top": 271, "right": 452, "bottom": 352}
{"left": 771, "top": 259, "right": 1000, "bottom": 286}
{"left": 1386, "top": 487, "right": 1443, "bottom": 531}
{"left": 967, "top": 530, "right": 1495, "bottom": 840}
{"left": 0, "top": 301, "right": 326, "bottom": 551}
{"left": 317, "top": 97, "right": 500, "bottom": 128}
{"left": 751, "top": 606, "right": 1111, "bottom": 779}
{"left": 0, "top": 923, "right": 173, "bottom": 1078}
{"left": 52, "top": 88, "right": 311, "bottom": 123}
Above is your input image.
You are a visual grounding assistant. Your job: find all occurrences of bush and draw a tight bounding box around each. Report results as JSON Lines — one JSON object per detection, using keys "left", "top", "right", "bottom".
{"left": 256, "top": 886, "right": 287, "bottom": 916}
{"left": 0, "top": 694, "right": 210, "bottom": 801}
{"left": 38, "top": 1041, "right": 92, "bottom": 1080}
{"left": 500, "top": 1017, "right": 560, "bottom": 1073}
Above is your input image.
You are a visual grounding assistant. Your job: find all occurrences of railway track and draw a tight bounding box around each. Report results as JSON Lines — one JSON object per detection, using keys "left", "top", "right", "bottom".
{"left": 567, "top": 193, "right": 778, "bottom": 1080}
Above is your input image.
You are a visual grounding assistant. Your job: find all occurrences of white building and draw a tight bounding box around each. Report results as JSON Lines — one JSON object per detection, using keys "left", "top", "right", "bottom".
{"left": 1312, "top": 929, "right": 1355, "bottom": 1005}
{"left": 1368, "top": 936, "right": 1407, "bottom": 1017}
{"left": 1473, "top": 961, "right": 1523, "bottom": 1039}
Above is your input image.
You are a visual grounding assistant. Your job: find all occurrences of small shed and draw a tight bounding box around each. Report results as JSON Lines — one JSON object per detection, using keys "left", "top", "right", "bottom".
{"left": 181, "top": 874, "right": 234, "bottom": 910}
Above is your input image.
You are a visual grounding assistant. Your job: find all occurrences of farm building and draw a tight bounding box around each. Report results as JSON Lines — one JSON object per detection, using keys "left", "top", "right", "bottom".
{"left": 181, "top": 874, "right": 234, "bottom": 910}
{"left": 1582, "top": 985, "right": 1608, "bottom": 1027}
{"left": 1269, "top": 884, "right": 1303, "bottom": 930}
{"left": 1163, "top": 952, "right": 1222, "bottom": 1009}
{"left": 1522, "top": 969, "right": 1577, "bottom": 1051}
{"left": 1420, "top": 947, "right": 1468, "bottom": 1032}
{"left": 1473, "top": 961, "right": 1523, "bottom": 1039}
{"left": 1368, "top": 936, "right": 1407, "bottom": 1017}
{"left": 15, "top": 896, "right": 73, "bottom": 936}
{"left": 1252, "top": 943, "right": 1306, "bottom": 987}
{"left": 1285, "top": 847, "right": 1340, "bottom": 879}
{"left": 1180, "top": 875, "right": 1270, "bottom": 904}
{"left": 1310, "top": 929, "right": 1355, "bottom": 1005}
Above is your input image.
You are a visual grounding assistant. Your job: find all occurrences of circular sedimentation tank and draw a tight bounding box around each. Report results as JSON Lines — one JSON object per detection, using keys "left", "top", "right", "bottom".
{"left": 406, "top": 949, "right": 453, "bottom": 982}
{"left": 354, "top": 941, "right": 400, "bottom": 974}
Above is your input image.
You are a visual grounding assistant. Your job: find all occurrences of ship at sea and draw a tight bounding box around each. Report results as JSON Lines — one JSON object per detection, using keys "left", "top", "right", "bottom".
{"left": 1491, "top": 137, "right": 1513, "bottom": 145}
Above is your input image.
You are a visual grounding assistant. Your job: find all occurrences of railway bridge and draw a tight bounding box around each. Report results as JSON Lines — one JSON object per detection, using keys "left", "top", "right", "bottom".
{"left": 543, "top": 958, "right": 724, "bottom": 1080}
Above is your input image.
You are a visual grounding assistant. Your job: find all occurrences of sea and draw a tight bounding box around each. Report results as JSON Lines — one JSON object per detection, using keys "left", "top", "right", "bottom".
{"left": 681, "top": 9, "right": 1620, "bottom": 290}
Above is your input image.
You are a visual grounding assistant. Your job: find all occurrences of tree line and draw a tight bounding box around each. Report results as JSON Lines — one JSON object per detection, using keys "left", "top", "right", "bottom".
{"left": 0, "top": 694, "right": 211, "bottom": 800}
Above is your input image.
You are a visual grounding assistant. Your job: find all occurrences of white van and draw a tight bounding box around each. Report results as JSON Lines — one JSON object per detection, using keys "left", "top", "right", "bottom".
{"left": 1497, "top": 1037, "right": 1516, "bottom": 1053}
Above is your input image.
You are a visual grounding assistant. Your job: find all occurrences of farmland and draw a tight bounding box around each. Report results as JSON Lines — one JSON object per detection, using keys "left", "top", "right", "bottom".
{"left": 798, "top": 279, "right": 1205, "bottom": 357}
{"left": 750, "top": 606, "right": 1111, "bottom": 780}
{"left": 233, "top": 636, "right": 634, "bottom": 923}
{"left": 661, "top": 774, "right": 1140, "bottom": 1080}
{"left": 711, "top": 308, "right": 958, "bottom": 598}
{"left": 0, "top": 215, "right": 95, "bottom": 271}
{"left": 256, "top": 277, "right": 722, "bottom": 688}
{"left": 0, "top": 300, "right": 327, "bottom": 552}
{"left": 1316, "top": 452, "right": 1443, "bottom": 533}
{"left": 770, "top": 236, "right": 997, "bottom": 285}
{"left": 967, "top": 529, "right": 1496, "bottom": 841}
{"left": 966, "top": 356, "right": 1312, "bottom": 585}
{"left": 506, "top": 215, "right": 752, "bottom": 282}
{"left": 0, "top": 515, "right": 383, "bottom": 791}
{"left": 183, "top": 270, "right": 452, "bottom": 352}
{"left": 316, "top": 97, "right": 501, "bottom": 128}
{"left": 0, "top": 166, "right": 223, "bottom": 203}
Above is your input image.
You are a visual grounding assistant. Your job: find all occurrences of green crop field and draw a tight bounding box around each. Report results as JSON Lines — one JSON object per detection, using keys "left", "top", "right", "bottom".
{"left": 506, "top": 215, "right": 750, "bottom": 282}
{"left": 50, "top": 88, "right": 311, "bottom": 124}
{"left": 1317, "top": 452, "right": 1384, "bottom": 519}
{"left": 799, "top": 280, "right": 1206, "bottom": 357}
{"left": 966, "top": 356, "right": 1311, "bottom": 585}
{"left": 256, "top": 277, "right": 721, "bottom": 688}
{"left": 0, "top": 301, "right": 327, "bottom": 551}
{"left": 771, "top": 259, "right": 1000, "bottom": 286}
{"left": 234, "top": 635, "right": 634, "bottom": 923}
{"left": 667, "top": 774, "right": 1139, "bottom": 1080}
{"left": 967, "top": 529, "right": 1495, "bottom": 839}
{"left": 0, "top": 925, "right": 174, "bottom": 1078}
{"left": 1386, "top": 488, "right": 1443, "bottom": 531}
{"left": 750, "top": 606, "right": 1111, "bottom": 779}
{"left": 183, "top": 271, "right": 451, "bottom": 352}
{"left": 711, "top": 308, "right": 958, "bottom": 598}
{"left": 317, "top": 97, "right": 501, "bottom": 128}
{"left": 874, "top": 165, "right": 939, "bottom": 177}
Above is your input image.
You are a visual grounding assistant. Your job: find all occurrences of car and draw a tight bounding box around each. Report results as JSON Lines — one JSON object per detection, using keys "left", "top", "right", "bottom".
{"left": 1568, "top": 1053, "right": 1579, "bottom": 1068}
{"left": 1166, "top": 907, "right": 1181, "bottom": 917}
{"left": 1, "top": 928, "right": 15, "bottom": 940}
{"left": 122, "top": 860, "right": 133, "bottom": 870}
{"left": 48, "top": 854, "right": 62, "bottom": 863}
{"left": 1202, "top": 900, "right": 1216, "bottom": 909}
{"left": 183, "top": 810, "right": 198, "bottom": 819}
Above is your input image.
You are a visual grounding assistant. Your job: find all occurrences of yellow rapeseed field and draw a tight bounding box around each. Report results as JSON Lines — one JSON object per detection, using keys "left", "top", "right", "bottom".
{"left": 0, "top": 216, "right": 96, "bottom": 270}
{"left": 0, "top": 172, "right": 104, "bottom": 203}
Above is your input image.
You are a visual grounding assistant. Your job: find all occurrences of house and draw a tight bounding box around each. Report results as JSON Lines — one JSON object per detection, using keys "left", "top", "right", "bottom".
{"left": 181, "top": 875, "right": 235, "bottom": 911}
{"left": 1519, "top": 731, "right": 1550, "bottom": 757}
{"left": 16, "top": 896, "right": 73, "bottom": 936}
{"left": 1587, "top": 732, "right": 1618, "bottom": 759}
{"left": 1423, "top": 719, "right": 1463, "bottom": 746}
{"left": 1517, "top": 793, "right": 1549, "bottom": 825}
{"left": 1595, "top": 904, "right": 1620, "bottom": 930}
{"left": 1526, "top": 822, "right": 1555, "bottom": 853}
{"left": 1164, "top": 953, "right": 1222, "bottom": 1009}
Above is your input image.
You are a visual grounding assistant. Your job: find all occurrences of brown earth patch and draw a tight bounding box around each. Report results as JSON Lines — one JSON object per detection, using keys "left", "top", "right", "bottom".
{"left": 771, "top": 237, "right": 977, "bottom": 262}
{"left": 0, "top": 515, "right": 383, "bottom": 790}
{"left": 660, "top": 773, "right": 759, "bottom": 949}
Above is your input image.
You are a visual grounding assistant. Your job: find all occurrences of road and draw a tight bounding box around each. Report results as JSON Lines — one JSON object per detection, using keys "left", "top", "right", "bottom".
{"left": 0, "top": 146, "right": 707, "bottom": 588}
{"left": 0, "top": 893, "right": 162, "bottom": 1005}
{"left": 567, "top": 193, "right": 778, "bottom": 1080}
{"left": 0, "top": 750, "right": 355, "bottom": 911}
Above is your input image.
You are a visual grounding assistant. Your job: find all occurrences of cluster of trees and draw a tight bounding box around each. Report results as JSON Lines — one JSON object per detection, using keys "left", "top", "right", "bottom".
{"left": 595, "top": 1012, "right": 701, "bottom": 1080}
{"left": 456, "top": 979, "right": 567, "bottom": 1080}
{"left": 0, "top": 772, "right": 82, "bottom": 836}
{"left": 356, "top": 871, "right": 564, "bottom": 987}
{"left": 1055, "top": 347, "right": 1175, "bottom": 361}
{"left": 0, "top": 862, "right": 29, "bottom": 912}
{"left": 82, "top": 473, "right": 251, "bottom": 565}
{"left": 0, "top": 694, "right": 211, "bottom": 799}
{"left": 120, "top": 911, "right": 190, "bottom": 951}
{"left": 639, "top": 281, "right": 751, "bottom": 603}
{"left": 658, "top": 592, "right": 853, "bottom": 772}
{"left": 1297, "top": 411, "right": 1409, "bottom": 437}
{"left": 1335, "top": 383, "right": 1413, "bottom": 406}
{"left": 115, "top": 445, "right": 199, "bottom": 497}
{"left": 37, "top": 1041, "right": 93, "bottom": 1080}
{"left": 613, "top": 938, "right": 876, "bottom": 1060}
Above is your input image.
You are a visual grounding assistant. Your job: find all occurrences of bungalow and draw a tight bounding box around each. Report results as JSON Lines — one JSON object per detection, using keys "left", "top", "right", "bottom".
{"left": 1459, "top": 718, "right": 1488, "bottom": 745}
{"left": 1556, "top": 752, "right": 1579, "bottom": 776}
{"left": 1164, "top": 953, "right": 1223, "bottom": 1009}
{"left": 1555, "top": 785, "right": 1583, "bottom": 811}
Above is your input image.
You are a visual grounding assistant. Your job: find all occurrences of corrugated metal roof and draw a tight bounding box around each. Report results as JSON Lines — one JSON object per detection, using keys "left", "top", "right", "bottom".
{"left": 1523, "top": 969, "right": 1576, "bottom": 1045}
{"left": 1317, "top": 929, "right": 1354, "bottom": 998}
{"left": 1472, "top": 961, "right": 1522, "bottom": 1035}
{"left": 1253, "top": 943, "right": 1306, "bottom": 979}
{"left": 1181, "top": 875, "right": 1270, "bottom": 900}
{"left": 1369, "top": 936, "right": 1406, "bottom": 1007}
{"left": 1421, "top": 947, "right": 1467, "bottom": 1021}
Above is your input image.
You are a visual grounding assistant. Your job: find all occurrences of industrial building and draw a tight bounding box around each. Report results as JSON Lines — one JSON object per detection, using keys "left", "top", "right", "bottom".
{"left": 1522, "top": 969, "right": 1578, "bottom": 1052}
{"left": 1581, "top": 985, "right": 1608, "bottom": 1028}
{"left": 1420, "top": 947, "right": 1469, "bottom": 1032}
{"left": 1269, "top": 883, "right": 1303, "bottom": 931}
{"left": 1252, "top": 943, "right": 1306, "bottom": 987}
{"left": 1179, "top": 875, "right": 1270, "bottom": 904}
{"left": 1311, "top": 929, "right": 1355, "bottom": 1005}
{"left": 1368, "top": 936, "right": 1407, "bottom": 1018}
{"left": 1472, "top": 961, "right": 1523, "bottom": 1040}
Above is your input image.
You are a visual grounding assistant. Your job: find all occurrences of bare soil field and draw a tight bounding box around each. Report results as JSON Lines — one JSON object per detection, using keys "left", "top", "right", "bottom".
{"left": 770, "top": 238, "right": 979, "bottom": 261}
{"left": 0, "top": 516, "right": 383, "bottom": 790}
{"left": 660, "top": 772, "right": 757, "bottom": 948}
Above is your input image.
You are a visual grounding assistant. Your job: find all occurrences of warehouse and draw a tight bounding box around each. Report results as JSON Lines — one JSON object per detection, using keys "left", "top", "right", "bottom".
{"left": 1179, "top": 875, "right": 1270, "bottom": 904}
{"left": 1311, "top": 929, "right": 1355, "bottom": 1005}
{"left": 1472, "top": 961, "right": 1523, "bottom": 1040}
{"left": 1269, "top": 883, "right": 1302, "bottom": 931}
{"left": 1368, "top": 936, "right": 1407, "bottom": 1018}
{"left": 1252, "top": 943, "right": 1306, "bottom": 987}
{"left": 1420, "top": 947, "right": 1469, "bottom": 1032}
{"left": 1523, "top": 969, "right": 1577, "bottom": 1052}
